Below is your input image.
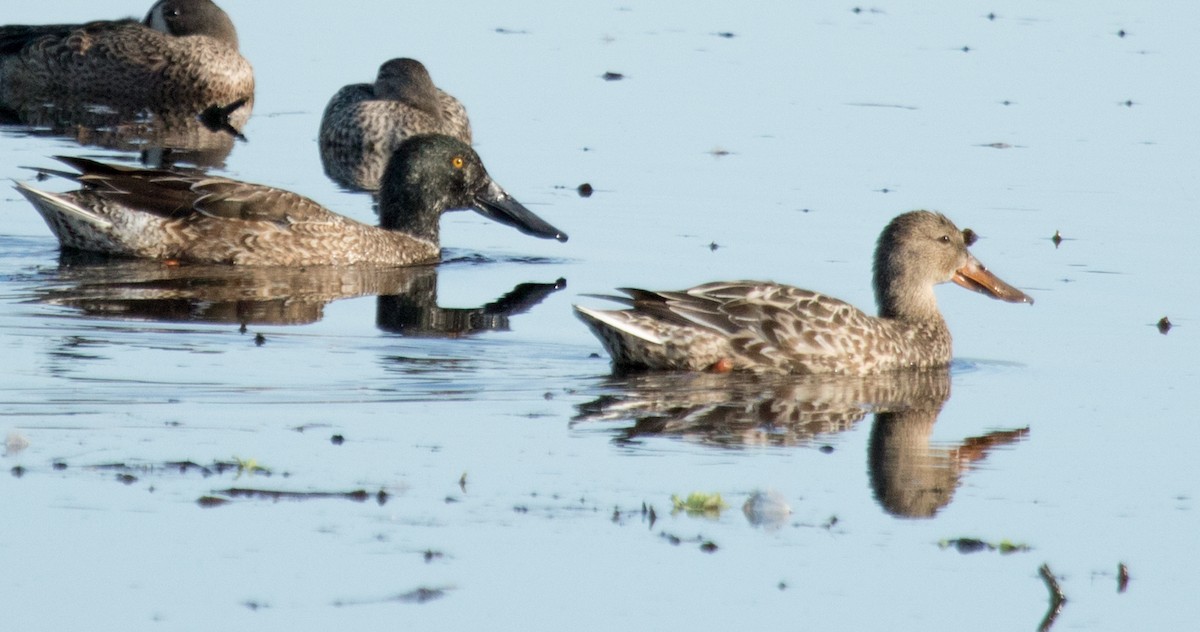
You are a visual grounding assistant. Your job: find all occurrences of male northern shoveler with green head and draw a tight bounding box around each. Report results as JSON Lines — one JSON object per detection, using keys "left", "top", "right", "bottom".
{"left": 320, "top": 58, "right": 471, "bottom": 191}
{"left": 0, "top": 0, "right": 254, "bottom": 126}
{"left": 16, "top": 134, "right": 568, "bottom": 266}
{"left": 575, "top": 211, "right": 1031, "bottom": 375}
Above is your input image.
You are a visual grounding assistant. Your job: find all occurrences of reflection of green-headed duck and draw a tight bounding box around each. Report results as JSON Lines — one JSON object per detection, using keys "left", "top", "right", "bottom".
{"left": 0, "top": 0, "right": 253, "bottom": 124}
{"left": 577, "top": 211, "right": 1031, "bottom": 375}
{"left": 17, "top": 135, "right": 568, "bottom": 266}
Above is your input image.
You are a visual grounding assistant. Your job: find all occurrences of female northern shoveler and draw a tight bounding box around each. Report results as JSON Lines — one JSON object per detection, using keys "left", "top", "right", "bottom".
{"left": 0, "top": 0, "right": 254, "bottom": 126}
{"left": 319, "top": 58, "right": 471, "bottom": 191}
{"left": 15, "top": 134, "right": 568, "bottom": 266}
{"left": 575, "top": 211, "right": 1032, "bottom": 375}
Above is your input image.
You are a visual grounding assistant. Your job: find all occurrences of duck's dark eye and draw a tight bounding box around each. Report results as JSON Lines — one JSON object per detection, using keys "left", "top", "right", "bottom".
{"left": 938, "top": 234, "right": 952, "bottom": 244}
{"left": 451, "top": 156, "right": 464, "bottom": 169}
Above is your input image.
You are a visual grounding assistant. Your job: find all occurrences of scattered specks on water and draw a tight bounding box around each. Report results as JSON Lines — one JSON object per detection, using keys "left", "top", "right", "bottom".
{"left": 709, "top": 147, "right": 731, "bottom": 157}
{"left": 961, "top": 45, "right": 971, "bottom": 53}
{"left": 1122, "top": 99, "right": 1135, "bottom": 107}
{"left": 1000, "top": 99, "right": 1014, "bottom": 106}
{"left": 376, "top": 490, "right": 389, "bottom": 506}
{"left": 52, "top": 461, "right": 67, "bottom": 471}
{"left": 588, "top": 352, "right": 601, "bottom": 359}
{"left": 238, "top": 323, "right": 247, "bottom": 334}
{"left": 708, "top": 241, "right": 720, "bottom": 252}
{"left": 577, "top": 183, "right": 593, "bottom": 197}
{"left": 117, "top": 473, "right": 137, "bottom": 485}
{"left": 197, "top": 495, "right": 229, "bottom": 508}
{"left": 459, "top": 472, "right": 468, "bottom": 492}
{"left": 1118, "top": 562, "right": 1131, "bottom": 592}
{"left": 699, "top": 541, "right": 718, "bottom": 553}
{"left": 1157, "top": 317, "right": 1172, "bottom": 335}
{"left": 330, "top": 434, "right": 345, "bottom": 446}
{"left": 778, "top": 581, "right": 788, "bottom": 590}
{"left": 254, "top": 333, "right": 266, "bottom": 346}
{"left": 986, "top": 12, "right": 997, "bottom": 21}
{"left": 495, "top": 27, "right": 529, "bottom": 35}
{"left": 979, "top": 142, "right": 1012, "bottom": 149}
{"left": 819, "top": 444, "right": 834, "bottom": 454}
{"left": 1052, "top": 230, "right": 1063, "bottom": 247}
{"left": 11, "top": 465, "right": 24, "bottom": 478}
{"left": 1117, "top": 29, "right": 1127, "bottom": 38}
{"left": 714, "top": 32, "right": 735, "bottom": 38}
{"left": 423, "top": 550, "right": 444, "bottom": 563}
{"left": 602, "top": 71, "right": 625, "bottom": 81}
{"left": 876, "top": 187, "right": 894, "bottom": 194}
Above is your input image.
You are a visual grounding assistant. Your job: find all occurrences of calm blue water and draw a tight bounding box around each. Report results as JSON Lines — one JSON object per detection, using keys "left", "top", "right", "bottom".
{"left": 1, "top": 1, "right": 1198, "bottom": 630}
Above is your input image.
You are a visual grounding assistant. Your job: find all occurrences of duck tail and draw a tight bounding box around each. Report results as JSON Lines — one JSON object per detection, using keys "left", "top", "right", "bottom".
{"left": 12, "top": 181, "right": 113, "bottom": 229}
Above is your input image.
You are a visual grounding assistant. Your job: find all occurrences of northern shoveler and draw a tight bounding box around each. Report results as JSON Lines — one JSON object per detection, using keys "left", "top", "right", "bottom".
{"left": 319, "top": 58, "right": 471, "bottom": 191}
{"left": 575, "top": 211, "right": 1031, "bottom": 375}
{"left": 0, "top": 0, "right": 254, "bottom": 126}
{"left": 16, "top": 134, "right": 568, "bottom": 266}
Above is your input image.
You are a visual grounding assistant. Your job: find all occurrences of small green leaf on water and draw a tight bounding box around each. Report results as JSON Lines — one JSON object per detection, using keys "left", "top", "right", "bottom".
{"left": 670, "top": 492, "right": 728, "bottom": 516}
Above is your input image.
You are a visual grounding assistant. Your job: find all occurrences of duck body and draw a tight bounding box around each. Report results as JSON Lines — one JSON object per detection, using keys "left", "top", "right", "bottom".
{"left": 16, "top": 135, "right": 567, "bottom": 266}
{"left": 0, "top": 0, "right": 254, "bottom": 124}
{"left": 576, "top": 211, "right": 1031, "bottom": 375}
{"left": 320, "top": 59, "right": 471, "bottom": 191}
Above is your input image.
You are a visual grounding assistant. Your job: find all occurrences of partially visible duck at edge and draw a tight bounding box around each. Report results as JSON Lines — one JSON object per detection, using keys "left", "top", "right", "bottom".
{"left": 15, "top": 134, "right": 568, "bottom": 266}
{"left": 0, "top": 0, "right": 254, "bottom": 127}
{"left": 575, "top": 211, "right": 1032, "bottom": 375}
{"left": 320, "top": 58, "right": 472, "bottom": 192}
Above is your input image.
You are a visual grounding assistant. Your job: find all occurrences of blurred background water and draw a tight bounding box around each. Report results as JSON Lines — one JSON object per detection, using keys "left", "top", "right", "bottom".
{"left": 1, "top": 1, "right": 1197, "bottom": 630}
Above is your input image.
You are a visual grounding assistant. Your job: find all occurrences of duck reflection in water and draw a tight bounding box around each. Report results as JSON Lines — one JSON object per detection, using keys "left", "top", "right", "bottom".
{"left": 37, "top": 250, "right": 564, "bottom": 335}
{"left": 574, "top": 367, "right": 1027, "bottom": 519}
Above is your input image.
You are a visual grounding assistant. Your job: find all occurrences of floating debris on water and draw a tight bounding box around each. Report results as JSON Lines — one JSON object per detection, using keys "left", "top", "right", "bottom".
{"left": 938, "top": 537, "right": 1031, "bottom": 554}
{"left": 1052, "top": 230, "right": 1063, "bottom": 247}
{"left": 577, "top": 183, "right": 593, "bottom": 197}
{"left": 330, "top": 434, "right": 345, "bottom": 445}
{"left": 962, "top": 228, "right": 978, "bottom": 246}
{"left": 602, "top": 71, "right": 625, "bottom": 81}
{"left": 715, "top": 32, "right": 735, "bottom": 38}
{"left": 1118, "top": 562, "right": 1130, "bottom": 593}
{"left": 743, "top": 489, "right": 792, "bottom": 529}
{"left": 5, "top": 431, "right": 29, "bottom": 456}
{"left": 1157, "top": 317, "right": 1172, "bottom": 335}
{"left": 254, "top": 333, "right": 266, "bottom": 346}
{"left": 671, "top": 492, "right": 728, "bottom": 517}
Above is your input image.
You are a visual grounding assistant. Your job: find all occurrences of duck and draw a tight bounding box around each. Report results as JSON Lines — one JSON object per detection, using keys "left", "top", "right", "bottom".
{"left": 575, "top": 211, "right": 1032, "bottom": 375}
{"left": 0, "top": 0, "right": 254, "bottom": 127}
{"left": 15, "top": 134, "right": 568, "bottom": 266}
{"left": 320, "top": 58, "right": 471, "bottom": 191}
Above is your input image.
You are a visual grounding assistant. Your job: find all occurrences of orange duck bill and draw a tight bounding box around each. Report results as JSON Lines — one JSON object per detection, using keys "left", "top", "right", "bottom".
{"left": 952, "top": 255, "right": 1034, "bottom": 304}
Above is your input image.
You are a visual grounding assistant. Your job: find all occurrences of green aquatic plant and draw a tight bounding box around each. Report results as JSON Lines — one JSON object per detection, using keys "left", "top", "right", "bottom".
{"left": 671, "top": 492, "right": 728, "bottom": 517}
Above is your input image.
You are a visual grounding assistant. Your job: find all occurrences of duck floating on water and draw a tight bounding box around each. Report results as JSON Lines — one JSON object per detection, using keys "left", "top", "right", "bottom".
{"left": 0, "top": 0, "right": 254, "bottom": 127}
{"left": 575, "top": 211, "right": 1031, "bottom": 375}
{"left": 16, "top": 134, "right": 568, "bottom": 266}
{"left": 320, "top": 58, "right": 471, "bottom": 191}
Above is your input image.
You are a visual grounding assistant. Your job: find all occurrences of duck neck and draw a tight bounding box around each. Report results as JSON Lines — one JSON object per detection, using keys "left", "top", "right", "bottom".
{"left": 874, "top": 263, "right": 944, "bottom": 323}
{"left": 379, "top": 179, "right": 441, "bottom": 245}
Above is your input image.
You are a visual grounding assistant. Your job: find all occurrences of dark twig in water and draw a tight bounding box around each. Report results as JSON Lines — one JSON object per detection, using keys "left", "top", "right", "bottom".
{"left": 1117, "top": 563, "right": 1130, "bottom": 593}
{"left": 1157, "top": 317, "right": 1172, "bottom": 335}
{"left": 1038, "top": 563, "right": 1067, "bottom": 632}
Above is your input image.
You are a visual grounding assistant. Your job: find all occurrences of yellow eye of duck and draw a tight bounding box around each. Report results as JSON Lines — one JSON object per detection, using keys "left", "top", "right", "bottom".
{"left": 451, "top": 156, "right": 464, "bottom": 169}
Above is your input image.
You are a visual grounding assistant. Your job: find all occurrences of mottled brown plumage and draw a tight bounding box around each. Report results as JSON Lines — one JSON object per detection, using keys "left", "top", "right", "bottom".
{"left": 0, "top": 0, "right": 254, "bottom": 127}
{"left": 16, "top": 135, "right": 567, "bottom": 266}
{"left": 319, "top": 58, "right": 471, "bottom": 191}
{"left": 575, "top": 211, "right": 1032, "bottom": 375}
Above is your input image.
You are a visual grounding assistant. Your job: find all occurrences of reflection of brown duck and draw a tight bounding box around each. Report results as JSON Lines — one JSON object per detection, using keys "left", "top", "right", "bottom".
{"left": 0, "top": 0, "right": 254, "bottom": 128}
{"left": 575, "top": 368, "right": 1028, "bottom": 518}
{"left": 868, "top": 405, "right": 1028, "bottom": 519}
{"left": 1, "top": 105, "right": 242, "bottom": 168}
{"left": 574, "top": 368, "right": 953, "bottom": 448}
{"left": 38, "top": 251, "right": 565, "bottom": 331}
